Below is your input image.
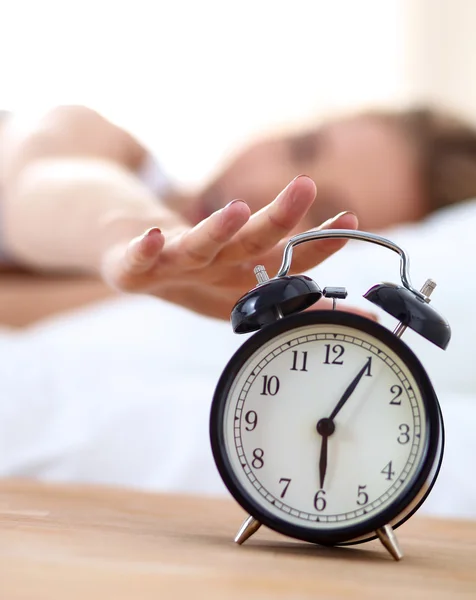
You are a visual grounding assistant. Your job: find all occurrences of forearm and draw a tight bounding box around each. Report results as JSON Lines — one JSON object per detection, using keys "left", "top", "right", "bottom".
{"left": 2, "top": 157, "right": 181, "bottom": 273}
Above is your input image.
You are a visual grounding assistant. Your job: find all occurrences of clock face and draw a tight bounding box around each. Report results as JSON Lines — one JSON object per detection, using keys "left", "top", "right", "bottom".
{"left": 211, "top": 311, "right": 441, "bottom": 544}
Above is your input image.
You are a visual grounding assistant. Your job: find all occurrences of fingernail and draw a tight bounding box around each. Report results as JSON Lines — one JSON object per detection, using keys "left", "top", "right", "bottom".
{"left": 144, "top": 227, "right": 162, "bottom": 237}
{"left": 223, "top": 199, "right": 247, "bottom": 210}
{"left": 292, "top": 174, "right": 310, "bottom": 182}
{"left": 320, "top": 210, "right": 357, "bottom": 229}
{"left": 330, "top": 210, "right": 357, "bottom": 221}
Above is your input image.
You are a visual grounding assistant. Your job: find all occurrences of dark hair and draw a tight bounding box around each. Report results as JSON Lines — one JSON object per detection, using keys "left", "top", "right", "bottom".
{"left": 397, "top": 107, "right": 476, "bottom": 214}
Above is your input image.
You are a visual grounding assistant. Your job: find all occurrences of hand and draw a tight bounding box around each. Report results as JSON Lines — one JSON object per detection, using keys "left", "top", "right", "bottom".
{"left": 328, "top": 357, "right": 371, "bottom": 421}
{"left": 100, "top": 176, "right": 358, "bottom": 319}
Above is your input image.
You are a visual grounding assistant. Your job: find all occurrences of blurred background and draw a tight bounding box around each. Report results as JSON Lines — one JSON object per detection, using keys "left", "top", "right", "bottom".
{"left": 1, "top": 0, "right": 475, "bottom": 189}
{"left": 1, "top": 0, "right": 476, "bottom": 511}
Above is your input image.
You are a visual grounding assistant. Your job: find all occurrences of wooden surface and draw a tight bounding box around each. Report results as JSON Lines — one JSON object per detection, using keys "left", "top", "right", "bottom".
{"left": 0, "top": 480, "right": 475, "bottom": 600}
{"left": 0, "top": 271, "right": 113, "bottom": 327}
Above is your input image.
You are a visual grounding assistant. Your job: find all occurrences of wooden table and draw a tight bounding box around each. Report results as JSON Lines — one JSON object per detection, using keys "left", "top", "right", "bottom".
{"left": 0, "top": 480, "right": 474, "bottom": 599}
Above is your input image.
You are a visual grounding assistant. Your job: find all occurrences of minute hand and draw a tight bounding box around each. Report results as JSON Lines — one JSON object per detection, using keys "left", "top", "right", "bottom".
{"left": 328, "top": 358, "right": 371, "bottom": 420}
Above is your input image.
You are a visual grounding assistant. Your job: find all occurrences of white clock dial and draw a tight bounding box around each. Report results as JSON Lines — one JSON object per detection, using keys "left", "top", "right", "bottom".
{"left": 222, "top": 322, "right": 428, "bottom": 530}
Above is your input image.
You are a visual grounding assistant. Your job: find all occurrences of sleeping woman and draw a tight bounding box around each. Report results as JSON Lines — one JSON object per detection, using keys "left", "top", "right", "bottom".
{"left": 1, "top": 104, "right": 475, "bottom": 320}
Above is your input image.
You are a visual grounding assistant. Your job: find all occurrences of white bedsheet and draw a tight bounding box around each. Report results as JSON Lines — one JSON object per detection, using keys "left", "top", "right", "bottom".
{"left": 0, "top": 199, "right": 475, "bottom": 519}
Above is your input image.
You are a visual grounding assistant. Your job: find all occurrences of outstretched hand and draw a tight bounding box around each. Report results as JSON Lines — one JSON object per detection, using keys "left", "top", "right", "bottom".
{"left": 101, "top": 175, "right": 358, "bottom": 319}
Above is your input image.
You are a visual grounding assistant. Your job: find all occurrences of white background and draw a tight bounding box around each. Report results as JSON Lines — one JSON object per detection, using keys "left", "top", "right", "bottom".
{"left": 1, "top": 0, "right": 475, "bottom": 187}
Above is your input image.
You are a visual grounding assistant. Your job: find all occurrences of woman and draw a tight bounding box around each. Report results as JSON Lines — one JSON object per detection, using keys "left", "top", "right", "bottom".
{"left": 0, "top": 107, "right": 355, "bottom": 320}
{"left": 1, "top": 104, "right": 476, "bottom": 320}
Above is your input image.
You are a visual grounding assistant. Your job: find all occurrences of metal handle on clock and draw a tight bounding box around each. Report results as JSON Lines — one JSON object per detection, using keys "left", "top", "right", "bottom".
{"left": 276, "top": 229, "right": 428, "bottom": 301}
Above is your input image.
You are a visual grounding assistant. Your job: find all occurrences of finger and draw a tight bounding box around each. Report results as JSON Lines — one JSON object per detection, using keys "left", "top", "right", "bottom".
{"left": 216, "top": 175, "right": 317, "bottom": 262}
{"left": 203, "top": 211, "right": 358, "bottom": 293}
{"left": 124, "top": 227, "right": 166, "bottom": 274}
{"left": 101, "top": 226, "right": 167, "bottom": 292}
{"left": 173, "top": 199, "right": 251, "bottom": 267}
{"left": 264, "top": 210, "right": 359, "bottom": 275}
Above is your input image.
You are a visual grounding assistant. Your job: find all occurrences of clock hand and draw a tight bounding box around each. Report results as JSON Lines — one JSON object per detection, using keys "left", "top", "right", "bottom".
{"left": 319, "top": 433, "right": 328, "bottom": 489}
{"left": 316, "top": 418, "right": 335, "bottom": 489}
{"left": 328, "top": 357, "right": 371, "bottom": 421}
{"left": 315, "top": 357, "right": 370, "bottom": 491}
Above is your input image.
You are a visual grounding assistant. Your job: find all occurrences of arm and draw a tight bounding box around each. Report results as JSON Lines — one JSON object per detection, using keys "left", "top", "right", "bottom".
{"left": 3, "top": 154, "right": 181, "bottom": 272}
{"left": 1, "top": 106, "right": 359, "bottom": 319}
{"left": 1, "top": 105, "right": 163, "bottom": 271}
{"left": 1, "top": 105, "right": 146, "bottom": 180}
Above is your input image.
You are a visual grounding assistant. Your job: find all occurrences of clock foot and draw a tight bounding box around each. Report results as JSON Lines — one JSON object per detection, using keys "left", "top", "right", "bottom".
{"left": 234, "top": 515, "right": 262, "bottom": 545}
{"left": 376, "top": 524, "right": 404, "bottom": 561}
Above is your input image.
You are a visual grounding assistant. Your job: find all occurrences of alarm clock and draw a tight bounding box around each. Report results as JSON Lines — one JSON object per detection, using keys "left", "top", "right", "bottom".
{"left": 210, "top": 229, "right": 451, "bottom": 561}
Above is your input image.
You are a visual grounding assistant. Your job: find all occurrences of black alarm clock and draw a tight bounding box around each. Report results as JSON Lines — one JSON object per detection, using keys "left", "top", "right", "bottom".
{"left": 210, "top": 229, "right": 451, "bottom": 561}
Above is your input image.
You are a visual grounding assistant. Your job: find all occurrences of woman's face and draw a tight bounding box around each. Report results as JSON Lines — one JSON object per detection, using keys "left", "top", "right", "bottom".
{"left": 192, "top": 115, "right": 424, "bottom": 232}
